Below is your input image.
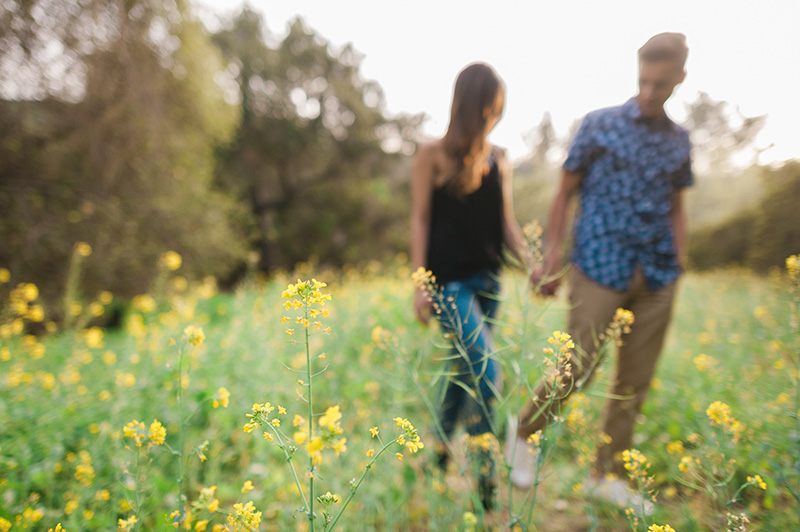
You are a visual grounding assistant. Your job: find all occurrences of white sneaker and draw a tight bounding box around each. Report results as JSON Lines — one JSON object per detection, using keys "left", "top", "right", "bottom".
{"left": 583, "top": 476, "right": 654, "bottom": 516}
{"left": 505, "top": 415, "right": 536, "bottom": 489}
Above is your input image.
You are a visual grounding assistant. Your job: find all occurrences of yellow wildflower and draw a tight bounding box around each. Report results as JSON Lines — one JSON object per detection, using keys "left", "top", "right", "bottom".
{"left": 160, "top": 251, "right": 182, "bottom": 271}
{"left": 747, "top": 474, "right": 767, "bottom": 490}
{"left": 148, "top": 420, "right": 166, "bottom": 445}
{"left": 332, "top": 437, "right": 348, "bottom": 456}
{"left": 666, "top": 440, "right": 684, "bottom": 455}
{"left": 184, "top": 326, "right": 205, "bottom": 346}
{"left": 648, "top": 525, "right": 675, "bottom": 532}
{"left": 212, "top": 387, "right": 230, "bottom": 409}
{"left": 227, "top": 501, "right": 261, "bottom": 530}
{"left": 75, "top": 242, "right": 92, "bottom": 257}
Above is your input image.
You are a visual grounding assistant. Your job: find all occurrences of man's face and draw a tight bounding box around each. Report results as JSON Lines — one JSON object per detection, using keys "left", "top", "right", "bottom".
{"left": 636, "top": 60, "right": 686, "bottom": 118}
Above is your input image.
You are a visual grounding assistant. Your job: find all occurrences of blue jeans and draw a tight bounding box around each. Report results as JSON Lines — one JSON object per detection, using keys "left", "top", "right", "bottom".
{"left": 435, "top": 271, "right": 501, "bottom": 444}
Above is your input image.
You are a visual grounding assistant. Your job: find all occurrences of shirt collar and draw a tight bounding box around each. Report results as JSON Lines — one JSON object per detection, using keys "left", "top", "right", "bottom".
{"left": 624, "top": 97, "right": 674, "bottom": 131}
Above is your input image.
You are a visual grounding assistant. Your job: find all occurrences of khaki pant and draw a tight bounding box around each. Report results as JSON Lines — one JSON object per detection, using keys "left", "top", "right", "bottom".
{"left": 517, "top": 265, "right": 677, "bottom": 477}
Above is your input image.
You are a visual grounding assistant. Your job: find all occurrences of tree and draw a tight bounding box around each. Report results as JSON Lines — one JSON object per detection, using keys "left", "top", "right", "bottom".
{"left": 0, "top": 0, "right": 247, "bottom": 313}
{"left": 212, "top": 10, "right": 421, "bottom": 271}
{"left": 682, "top": 91, "right": 767, "bottom": 176}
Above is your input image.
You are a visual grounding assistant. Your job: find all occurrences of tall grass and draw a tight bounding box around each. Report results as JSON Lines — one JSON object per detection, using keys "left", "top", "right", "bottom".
{"left": 0, "top": 257, "right": 797, "bottom": 531}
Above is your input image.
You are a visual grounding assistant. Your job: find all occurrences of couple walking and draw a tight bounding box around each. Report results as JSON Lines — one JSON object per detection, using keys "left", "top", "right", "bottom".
{"left": 410, "top": 32, "right": 692, "bottom": 511}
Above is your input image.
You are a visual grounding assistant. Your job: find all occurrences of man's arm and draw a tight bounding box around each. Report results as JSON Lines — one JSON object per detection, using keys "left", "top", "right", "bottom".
{"left": 533, "top": 168, "right": 582, "bottom": 296}
{"left": 669, "top": 189, "right": 689, "bottom": 268}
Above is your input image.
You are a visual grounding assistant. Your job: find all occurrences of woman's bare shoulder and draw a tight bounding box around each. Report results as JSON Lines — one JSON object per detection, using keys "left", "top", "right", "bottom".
{"left": 416, "top": 138, "right": 446, "bottom": 160}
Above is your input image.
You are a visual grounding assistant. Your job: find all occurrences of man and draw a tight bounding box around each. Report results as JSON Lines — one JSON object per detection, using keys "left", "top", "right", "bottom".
{"left": 508, "top": 33, "right": 692, "bottom": 510}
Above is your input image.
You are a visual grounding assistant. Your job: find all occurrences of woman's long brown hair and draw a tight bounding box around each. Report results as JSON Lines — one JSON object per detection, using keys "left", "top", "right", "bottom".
{"left": 442, "top": 63, "right": 504, "bottom": 196}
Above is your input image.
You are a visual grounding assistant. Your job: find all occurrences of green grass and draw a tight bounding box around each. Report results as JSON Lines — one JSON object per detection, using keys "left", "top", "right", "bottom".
{"left": 0, "top": 262, "right": 798, "bottom": 531}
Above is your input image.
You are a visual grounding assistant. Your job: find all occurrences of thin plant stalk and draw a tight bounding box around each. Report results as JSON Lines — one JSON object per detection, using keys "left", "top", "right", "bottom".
{"left": 304, "top": 299, "right": 316, "bottom": 531}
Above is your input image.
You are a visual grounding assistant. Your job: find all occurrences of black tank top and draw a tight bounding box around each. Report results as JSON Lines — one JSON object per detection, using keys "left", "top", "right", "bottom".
{"left": 427, "top": 150, "right": 504, "bottom": 285}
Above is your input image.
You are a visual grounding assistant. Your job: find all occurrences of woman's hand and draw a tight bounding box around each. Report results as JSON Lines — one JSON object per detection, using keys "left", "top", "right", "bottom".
{"left": 530, "top": 252, "right": 561, "bottom": 297}
{"left": 414, "top": 288, "right": 433, "bottom": 325}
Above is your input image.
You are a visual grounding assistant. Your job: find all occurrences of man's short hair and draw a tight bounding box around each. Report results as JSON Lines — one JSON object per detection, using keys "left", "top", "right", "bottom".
{"left": 638, "top": 32, "right": 688, "bottom": 70}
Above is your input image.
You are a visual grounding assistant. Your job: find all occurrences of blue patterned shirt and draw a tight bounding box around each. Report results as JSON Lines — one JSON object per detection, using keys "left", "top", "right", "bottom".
{"left": 564, "top": 98, "right": 693, "bottom": 291}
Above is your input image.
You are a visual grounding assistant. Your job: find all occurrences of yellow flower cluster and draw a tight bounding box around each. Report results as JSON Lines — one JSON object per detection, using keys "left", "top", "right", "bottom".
{"left": 393, "top": 416, "right": 424, "bottom": 455}
{"left": 301, "top": 405, "right": 348, "bottom": 464}
{"left": 622, "top": 448, "right": 648, "bottom": 475}
{"left": 75, "top": 241, "right": 92, "bottom": 257}
{"left": 281, "top": 279, "right": 332, "bottom": 335}
{"left": 117, "top": 515, "right": 137, "bottom": 531}
{"left": 692, "top": 353, "right": 717, "bottom": 372}
{"left": 123, "top": 419, "right": 167, "bottom": 448}
{"left": 602, "top": 307, "right": 635, "bottom": 346}
{"left": 148, "top": 420, "right": 166, "bottom": 445}
{"left": 466, "top": 432, "right": 498, "bottom": 453}
{"left": 705, "top": 401, "right": 746, "bottom": 442}
{"left": 542, "top": 330, "right": 575, "bottom": 392}
{"left": 212, "top": 387, "right": 230, "bottom": 409}
{"left": 787, "top": 254, "right": 799, "bottom": 280}
{"left": 647, "top": 525, "right": 676, "bottom": 532}
{"left": 678, "top": 455, "right": 695, "bottom": 473}
{"left": 527, "top": 430, "right": 543, "bottom": 448}
{"left": 47, "top": 524, "right": 66, "bottom": 532}
{"left": 226, "top": 501, "right": 261, "bottom": 530}
{"left": 411, "top": 267, "right": 437, "bottom": 292}
{"left": 622, "top": 448, "right": 653, "bottom": 490}
{"left": 243, "top": 402, "right": 280, "bottom": 433}
{"left": 184, "top": 325, "right": 205, "bottom": 346}
{"left": 160, "top": 250, "right": 182, "bottom": 271}
{"left": 317, "top": 491, "right": 340, "bottom": 505}
{"left": 1, "top": 281, "right": 45, "bottom": 338}
{"left": 747, "top": 474, "right": 767, "bottom": 490}
{"left": 74, "top": 451, "right": 95, "bottom": 487}
{"left": 463, "top": 510, "right": 479, "bottom": 529}
{"left": 131, "top": 294, "right": 157, "bottom": 314}
{"left": 370, "top": 325, "right": 393, "bottom": 347}
{"left": 191, "top": 485, "right": 220, "bottom": 514}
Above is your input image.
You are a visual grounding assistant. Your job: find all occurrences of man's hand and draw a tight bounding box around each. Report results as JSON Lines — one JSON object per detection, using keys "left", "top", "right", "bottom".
{"left": 530, "top": 253, "right": 562, "bottom": 297}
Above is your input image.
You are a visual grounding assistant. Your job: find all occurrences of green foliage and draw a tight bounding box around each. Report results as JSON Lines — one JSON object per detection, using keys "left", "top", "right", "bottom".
{"left": 212, "top": 10, "right": 421, "bottom": 271}
{"left": 689, "top": 161, "right": 800, "bottom": 272}
{"left": 1, "top": 264, "right": 798, "bottom": 530}
{"left": 0, "top": 0, "right": 248, "bottom": 315}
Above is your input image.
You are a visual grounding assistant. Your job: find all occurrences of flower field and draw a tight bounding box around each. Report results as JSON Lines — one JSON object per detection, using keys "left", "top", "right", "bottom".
{"left": 0, "top": 257, "right": 798, "bottom": 531}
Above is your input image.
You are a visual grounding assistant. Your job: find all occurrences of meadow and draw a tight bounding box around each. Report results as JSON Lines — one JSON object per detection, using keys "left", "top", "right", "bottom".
{"left": 0, "top": 254, "right": 798, "bottom": 532}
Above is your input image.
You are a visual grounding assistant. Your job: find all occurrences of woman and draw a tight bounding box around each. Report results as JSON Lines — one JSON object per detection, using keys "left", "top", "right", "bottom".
{"left": 410, "top": 62, "right": 529, "bottom": 510}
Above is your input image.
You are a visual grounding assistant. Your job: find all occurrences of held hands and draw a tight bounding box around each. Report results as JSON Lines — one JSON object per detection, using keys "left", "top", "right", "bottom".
{"left": 530, "top": 253, "right": 562, "bottom": 297}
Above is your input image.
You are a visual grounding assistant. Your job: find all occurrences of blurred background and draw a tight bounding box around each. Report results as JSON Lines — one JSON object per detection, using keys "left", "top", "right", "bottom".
{"left": 1, "top": 0, "right": 798, "bottom": 320}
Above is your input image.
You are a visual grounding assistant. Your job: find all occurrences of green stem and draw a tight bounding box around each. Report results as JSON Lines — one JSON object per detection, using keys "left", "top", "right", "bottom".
{"left": 326, "top": 439, "right": 400, "bottom": 531}
{"left": 177, "top": 343, "right": 185, "bottom": 522}
{"left": 133, "top": 444, "right": 142, "bottom": 531}
{"left": 305, "top": 300, "right": 315, "bottom": 531}
{"left": 268, "top": 424, "right": 310, "bottom": 512}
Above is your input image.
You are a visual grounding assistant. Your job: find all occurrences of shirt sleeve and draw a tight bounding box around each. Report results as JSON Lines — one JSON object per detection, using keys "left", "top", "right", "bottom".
{"left": 563, "top": 113, "right": 599, "bottom": 175}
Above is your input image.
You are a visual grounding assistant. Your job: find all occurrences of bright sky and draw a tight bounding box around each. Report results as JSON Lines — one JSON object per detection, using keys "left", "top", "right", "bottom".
{"left": 198, "top": 0, "right": 799, "bottom": 164}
